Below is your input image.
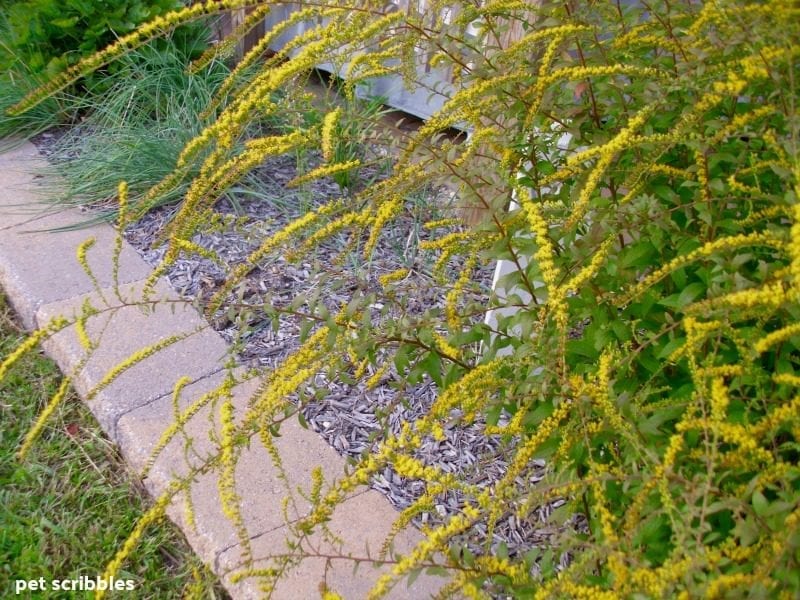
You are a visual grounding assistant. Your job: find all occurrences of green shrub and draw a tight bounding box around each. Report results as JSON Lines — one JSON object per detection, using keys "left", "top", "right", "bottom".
{"left": 0, "top": 0, "right": 184, "bottom": 77}
{"left": 0, "top": 0, "right": 206, "bottom": 139}
{"left": 6, "top": 1, "right": 800, "bottom": 598}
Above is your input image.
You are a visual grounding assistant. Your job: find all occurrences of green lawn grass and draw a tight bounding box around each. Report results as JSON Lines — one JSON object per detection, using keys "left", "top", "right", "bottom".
{"left": 0, "top": 291, "right": 226, "bottom": 599}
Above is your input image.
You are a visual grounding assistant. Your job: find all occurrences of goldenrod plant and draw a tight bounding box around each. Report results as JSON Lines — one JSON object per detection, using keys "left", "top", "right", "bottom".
{"left": 4, "top": 0, "right": 800, "bottom": 597}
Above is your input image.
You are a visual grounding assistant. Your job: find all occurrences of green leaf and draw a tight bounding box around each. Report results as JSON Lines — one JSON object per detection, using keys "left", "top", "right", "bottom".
{"left": 51, "top": 17, "right": 80, "bottom": 28}
{"left": 676, "top": 282, "right": 706, "bottom": 308}
{"left": 752, "top": 490, "right": 769, "bottom": 517}
{"left": 620, "top": 241, "right": 657, "bottom": 269}
{"left": 656, "top": 336, "right": 686, "bottom": 360}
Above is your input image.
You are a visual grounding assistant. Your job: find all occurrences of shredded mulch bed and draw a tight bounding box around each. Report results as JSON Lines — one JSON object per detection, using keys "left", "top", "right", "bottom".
{"left": 32, "top": 130, "right": 580, "bottom": 568}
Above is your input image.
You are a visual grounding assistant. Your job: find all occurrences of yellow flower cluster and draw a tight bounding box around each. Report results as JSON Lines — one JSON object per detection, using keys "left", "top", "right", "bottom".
{"left": 287, "top": 160, "right": 361, "bottom": 188}
{"left": 96, "top": 484, "right": 177, "bottom": 600}
{"left": 75, "top": 297, "right": 97, "bottom": 351}
{"left": 622, "top": 231, "right": 781, "bottom": 305}
{"left": 432, "top": 332, "right": 460, "bottom": 362}
{"left": 419, "top": 231, "right": 473, "bottom": 277}
{"left": 750, "top": 394, "right": 800, "bottom": 439}
{"left": 445, "top": 254, "right": 478, "bottom": 329}
{"left": 521, "top": 192, "right": 567, "bottom": 328}
{"left": 568, "top": 107, "right": 656, "bottom": 228}
{"left": 111, "top": 181, "right": 130, "bottom": 302}
{"left": 541, "top": 65, "right": 663, "bottom": 92}
{"left": 365, "top": 363, "right": 389, "bottom": 389}
{"left": 174, "top": 238, "right": 222, "bottom": 264}
{"left": 320, "top": 107, "right": 342, "bottom": 162}
{"left": 755, "top": 322, "right": 800, "bottom": 354}
{"left": 0, "top": 317, "right": 68, "bottom": 384}
{"left": 591, "top": 480, "right": 618, "bottom": 543}
{"left": 202, "top": 7, "right": 339, "bottom": 116}
{"left": 17, "top": 377, "right": 71, "bottom": 461}
{"left": 695, "top": 149, "right": 710, "bottom": 204}
{"left": 790, "top": 200, "right": 800, "bottom": 292}
{"left": 368, "top": 504, "right": 480, "bottom": 599}
{"left": 364, "top": 195, "right": 404, "bottom": 257}
{"left": 206, "top": 202, "right": 340, "bottom": 316}
{"left": 692, "top": 280, "right": 788, "bottom": 313}
{"left": 378, "top": 268, "right": 409, "bottom": 288}
{"left": 218, "top": 396, "right": 252, "bottom": 562}
{"left": 710, "top": 376, "right": 729, "bottom": 423}
{"left": 428, "top": 359, "right": 503, "bottom": 425}
{"left": 75, "top": 237, "right": 107, "bottom": 302}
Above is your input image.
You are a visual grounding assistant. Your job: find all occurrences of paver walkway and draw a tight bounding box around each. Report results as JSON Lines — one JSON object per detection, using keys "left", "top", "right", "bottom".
{"left": 0, "top": 142, "right": 446, "bottom": 599}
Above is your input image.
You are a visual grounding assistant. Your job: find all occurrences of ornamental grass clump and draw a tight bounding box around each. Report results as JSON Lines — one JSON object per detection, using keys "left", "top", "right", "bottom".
{"left": 4, "top": 0, "right": 800, "bottom": 597}
{"left": 40, "top": 36, "right": 232, "bottom": 224}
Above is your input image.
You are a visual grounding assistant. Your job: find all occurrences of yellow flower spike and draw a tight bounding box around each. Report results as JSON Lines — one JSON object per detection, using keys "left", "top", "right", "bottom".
{"left": 190, "top": 3, "right": 273, "bottom": 69}
{"left": 75, "top": 297, "right": 98, "bottom": 351}
{"left": 523, "top": 29, "right": 592, "bottom": 127}
{"left": 96, "top": 484, "right": 176, "bottom": 600}
{"left": 424, "top": 217, "right": 461, "bottom": 230}
{"left": 8, "top": 1, "right": 255, "bottom": 116}
{"left": 772, "top": 373, "right": 800, "bottom": 387}
{"left": 173, "top": 238, "right": 223, "bottom": 264}
{"left": 520, "top": 192, "right": 568, "bottom": 329}
{"left": 142, "top": 385, "right": 225, "bottom": 480}
{"left": 365, "top": 363, "right": 390, "bottom": 389}
{"left": 754, "top": 322, "right": 800, "bottom": 354}
{"left": 218, "top": 397, "right": 252, "bottom": 562}
{"left": 378, "top": 268, "right": 409, "bottom": 288}
{"left": 751, "top": 394, "right": 800, "bottom": 439}
{"left": 287, "top": 160, "right": 361, "bottom": 188}
{"left": 565, "top": 237, "right": 614, "bottom": 294}
{"left": 202, "top": 7, "right": 344, "bottom": 120}
{"left": 690, "top": 281, "right": 788, "bottom": 313}
{"left": 432, "top": 333, "right": 460, "bottom": 362}
{"left": 364, "top": 195, "right": 403, "bottom": 258}
{"left": 445, "top": 254, "right": 478, "bottom": 329}
{"left": 705, "top": 573, "right": 759, "bottom": 599}
{"left": 206, "top": 201, "right": 341, "bottom": 316}
{"left": 170, "top": 375, "right": 192, "bottom": 420}
{"left": 241, "top": 324, "right": 338, "bottom": 433}
{"left": 321, "top": 107, "right": 342, "bottom": 162}
{"left": 353, "top": 356, "right": 369, "bottom": 380}
{"left": 620, "top": 231, "right": 782, "bottom": 306}
{"left": 0, "top": 317, "right": 68, "bottom": 384}
{"left": 789, "top": 201, "right": 800, "bottom": 292}
{"left": 17, "top": 377, "right": 71, "bottom": 461}
{"left": 426, "top": 359, "right": 504, "bottom": 426}
{"left": 709, "top": 377, "right": 730, "bottom": 423}
{"left": 87, "top": 332, "right": 194, "bottom": 402}
{"left": 291, "top": 208, "right": 371, "bottom": 261}
{"left": 75, "top": 237, "right": 108, "bottom": 303}
{"left": 368, "top": 505, "right": 480, "bottom": 600}
{"left": 111, "top": 181, "right": 130, "bottom": 301}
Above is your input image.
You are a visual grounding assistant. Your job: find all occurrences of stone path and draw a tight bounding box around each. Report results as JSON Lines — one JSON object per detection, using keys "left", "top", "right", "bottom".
{"left": 0, "top": 142, "right": 446, "bottom": 599}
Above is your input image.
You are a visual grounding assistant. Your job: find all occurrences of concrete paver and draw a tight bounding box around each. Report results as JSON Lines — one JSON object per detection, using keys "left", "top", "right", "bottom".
{"left": 117, "top": 373, "right": 352, "bottom": 562}
{"left": 35, "top": 279, "right": 229, "bottom": 436}
{"left": 0, "top": 143, "right": 152, "bottom": 329}
{"left": 0, "top": 141, "right": 451, "bottom": 599}
{"left": 216, "top": 488, "right": 445, "bottom": 599}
